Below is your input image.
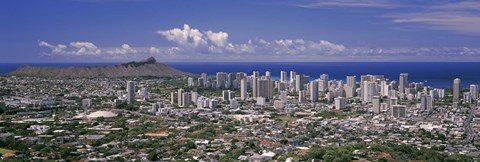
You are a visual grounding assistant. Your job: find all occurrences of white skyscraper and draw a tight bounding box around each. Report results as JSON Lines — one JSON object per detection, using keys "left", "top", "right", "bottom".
{"left": 470, "top": 84, "right": 478, "bottom": 100}
{"left": 335, "top": 97, "right": 346, "bottom": 110}
{"left": 280, "top": 71, "right": 287, "bottom": 82}
{"left": 295, "top": 75, "right": 303, "bottom": 92}
{"left": 187, "top": 77, "right": 194, "bottom": 87}
{"left": 319, "top": 79, "right": 328, "bottom": 93}
{"left": 290, "top": 71, "right": 296, "bottom": 82}
{"left": 345, "top": 76, "right": 356, "bottom": 98}
{"left": 177, "top": 89, "right": 184, "bottom": 106}
{"left": 240, "top": 78, "right": 247, "bottom": 100}
{"left": 399, "top": 73, "right": 408, "bottom": 94}
{"left": 453, "top": 78, "right": 461, "bottom": 102}
{"left": 372, "top": 96, "right": 380, "bottom": 114}
{"left": 140, "top": 86, "right": 148, "bottom": 99}
{"left": 320, "top": 74, "right": 329, "bottom": 82}
{"left": 298, "top": 90, "right": 307, "bottom": 103}
{"left": 309, "top": 81, "right": 318, "bottom": 102}
{"left": 362, "top": 81, "right": 377, "bottom": 103}
{"left": 127, "top": 81, "right": 135, "bottom": 104}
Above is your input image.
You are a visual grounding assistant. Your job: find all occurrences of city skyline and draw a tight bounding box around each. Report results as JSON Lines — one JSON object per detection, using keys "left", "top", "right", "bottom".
{"left": 2, "top": 0, "right": 480, "bottom": 62}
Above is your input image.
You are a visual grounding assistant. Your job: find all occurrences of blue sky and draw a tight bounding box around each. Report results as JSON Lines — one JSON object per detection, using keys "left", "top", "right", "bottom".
{"left": 1, "top": 0, "right": 480, "bottom": 62}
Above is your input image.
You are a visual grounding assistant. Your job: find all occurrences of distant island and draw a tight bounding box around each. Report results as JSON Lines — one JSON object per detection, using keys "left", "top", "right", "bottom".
{"left": 10, "top": 57, "right": 189, "bottom": 78}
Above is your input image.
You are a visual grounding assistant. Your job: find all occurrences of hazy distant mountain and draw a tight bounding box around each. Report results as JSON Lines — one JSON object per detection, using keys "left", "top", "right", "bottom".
{"left": 10, "top": 57, "right": 189, "bottom": 78}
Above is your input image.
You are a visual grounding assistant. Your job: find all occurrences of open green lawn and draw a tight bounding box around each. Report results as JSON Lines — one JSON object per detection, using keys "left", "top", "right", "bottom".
{"left": 0, "top": 148, "right": 15, "bottom": 154}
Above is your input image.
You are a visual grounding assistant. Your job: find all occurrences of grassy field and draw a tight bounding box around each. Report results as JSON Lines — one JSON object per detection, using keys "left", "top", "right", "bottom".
{"left": 0, "top": 148, "right": 15, "bottom": 154}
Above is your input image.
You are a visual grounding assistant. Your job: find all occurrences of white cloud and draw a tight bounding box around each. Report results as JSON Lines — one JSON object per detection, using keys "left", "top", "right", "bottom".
{"left": 157, "top": 24, "right": 207, "bottom": 48}
{"left": 69, "top": 42, "right": 101, "bottom": 55}
{"left": 205, "top": 30, "right": 229, "bottom": 47}
{"left": 106, "top": 44, "right": 137, "bottom": 55}
{"left": 39, "top": 41, "right": 101, "bottom": 55}
{"left": 386, "top": 11, "right": 480, "bottom": 35}
{"left": 296, "top": 0, "right": 400, "bottom": 8}
{"left": 156, "top": 24, "right": 347, "bottom": 56}
{"left": 39, "top": 41, "right": 67, "bottom": 54}
{"left": 149, "top": 47, "right": 160, "bottom": 54}
{"left": 39, "top": 23, "right": 480, "bottom": 61}
{"left": 39, "top": 41, "right": 142, "bottom": 56}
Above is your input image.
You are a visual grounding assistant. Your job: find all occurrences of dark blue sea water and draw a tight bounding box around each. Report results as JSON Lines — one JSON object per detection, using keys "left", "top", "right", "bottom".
{"left": 1, "top": 62, "right": 480, "bottom": 88}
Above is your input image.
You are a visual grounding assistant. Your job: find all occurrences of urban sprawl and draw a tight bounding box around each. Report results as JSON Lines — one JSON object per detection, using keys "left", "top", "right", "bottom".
{"left": 0, "top": 71, "right": 478, "bottom": 161}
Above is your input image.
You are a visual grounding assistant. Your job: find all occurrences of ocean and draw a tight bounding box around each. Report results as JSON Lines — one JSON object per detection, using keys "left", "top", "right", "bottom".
{"left": 1, "top": 62, "right": 479, "bottom": 88}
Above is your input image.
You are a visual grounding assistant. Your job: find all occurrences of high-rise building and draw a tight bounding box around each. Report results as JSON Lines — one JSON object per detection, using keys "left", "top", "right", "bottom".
{"left": 240, "top": 78, "right": 247, "bottom": 100}
{"left": 201, "top": 73, "right": 208, "bottom": 87}
{"left": 470, "top": 84, "right": 478, "bottom": 100}
{"left": 298, "top": 90, "right": 307, "bottom": 103}
{"left": 191, "top": 92, "right": 198, "bottom": 105}
{"left": 181, "top": 92, "right": 191, "bottom": 107}
{"left": 319, "top": 79, "right": 328, "bottom": 93}
{"left": 252, "top": 77, "right": 258, "bottom": 98}
{"left": 222, "top": 90, "right": 230, "bottom": 101}
{"left": 253, "top": 71, "right": 259, "bottom": 78}
{"left": 280, "top": 71, "right": 287, "bottom": 82}
{"left": 257, "top": 79, "right": 271, "bottom": 101}
{"left": 295, "top": 75, "right": 309, "bottom": 92}
{"left": 141, "top": 87, "right": 148, "bottom": 99}
{"left": 389, "top": 98, "right": 398, "bottom": 109}
{"left": 453, "top": 78, "right": 461, "bottom": 102}
{"left": 346, "top": 75, "right": 356, "bottom": 88}
{"left": 265, "top": 71, "right": 271, "bottom": 79}
{"left": 216, "top": 72, "right": 227, "bottom": 89}
{"left": 335, "top": 97, "right": 346, "bottom": 110}
{"left": 345, "top": 76, "right": 356, "bottom": 98}
{"left": 187, "top": 77, "right": 194, "bottom": 87}
{"left": 420, "top": 94, "right": 433, "bottom": 111}
{"left": 362, "top": 81, "right": 377, "bottom": 103}
{"left": 229, "top": 90, "right": 236, "bottom": 100}
{"left": 177, "top": 89, "right": 184, "bottom": 106}
{"left": 380, "top": 81, "right": 390, "bottom": 97}
{"left": 392, "top": 105, "right": 407, "bottom": 118}
{"left": 399, "top": 73, "right": 408, "bottom": 94}
{"left": 170, "top": 92, "right": 177, "bottom": 104}
{"left": 127, "top": 81, "right": 135, "bottom": 104}
{"left": 309, "top": 81, "right": 318, "bottom": 102}
{"left": 320, "top": 74, "right": 329, "bottom": 82}
{"left": 209, "top": 99, "right": 218, "bottom": 109}
{"left": 464, "top": 92, "right": 472, "bottom": 103}
{"left": 227, "top": 73, "right": 236, "bottom": 88}
{"left": 290, "top": 71, "right": 296, "bottom": 82}
{"left": 372, "top": 96, "right": 380, "bottom": 114}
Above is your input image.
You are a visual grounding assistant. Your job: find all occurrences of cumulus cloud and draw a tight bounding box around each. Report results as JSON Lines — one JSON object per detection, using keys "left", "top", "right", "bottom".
{"left": 205, "top": 30, "right": 229, "bottom": 47}
{"left": 157, "top": 24, "right": 207, "bottom": 48}
{"left": 156, "top": 24, "right": 347, "bottom": 55}
{"left": 39, "top": 41, "right": 142, "bottom": 56}
{"left": 39, "top": 24, "right": 480, "bottom": 61}
{"left": 106, "top": 44, "right": 137, "bottom": 55}
{"left": 149, "top": 47, "right": 160, "bottom": 54}
{"left": 39, "top": 41, "right": 101, "bottom": 55}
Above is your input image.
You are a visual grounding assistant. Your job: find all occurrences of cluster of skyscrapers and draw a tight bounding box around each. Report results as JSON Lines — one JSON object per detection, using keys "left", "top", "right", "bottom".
{"left": 126, "top": 71, "right": 479, "bottom": 119}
